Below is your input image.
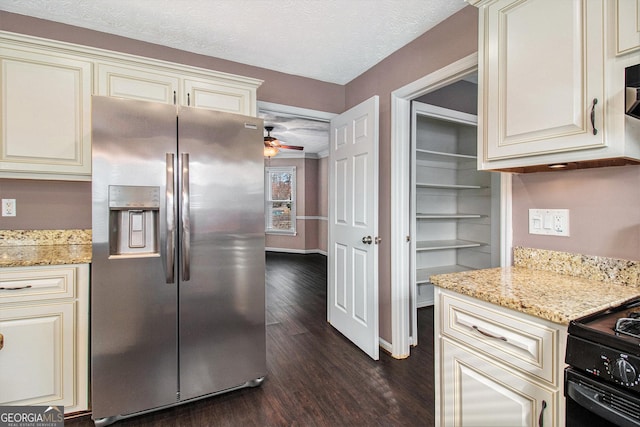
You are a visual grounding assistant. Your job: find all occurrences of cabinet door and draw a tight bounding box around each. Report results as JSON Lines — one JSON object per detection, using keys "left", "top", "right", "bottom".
{"left": 617, "top": 0, "right": 640, "bottom": 55}
{"left": 440, "top": 338, "right": 556, "bottom": 427}
{"left": 96, "top": 63, "right": 179, "bottom": 104}
{"left": 0, "top": 47, "right": 92, "bottom": 178}
{"left": 183, "top": 78, "right": 254, "bottom": 115}
{"left": 480, "top": 0, "right": 605, "bottom": 163}
{"left": 0, "top": 302, "right": 75, "bottom": 408}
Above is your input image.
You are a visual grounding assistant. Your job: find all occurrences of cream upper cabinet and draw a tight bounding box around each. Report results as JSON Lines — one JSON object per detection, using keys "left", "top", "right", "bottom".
{"left": 183, "top": 77, "right": 255, "bottom": 115}
{"left": 0, "top": 45, "right": 92, "bottom": 180}
{"left": 473, "top": 0, "right": 640, "bottom": 171}
{"left": 0, "top": 31, "right": 262, "bottom": 180}
{"left": 617, "top": 0, "right": 640, "bottom": 55}
{"left": 96, "top": 62, "right": 179, "bottom": 105}
{"left": 0, "top": 264, "right": 89, "bottom": 413}
{"left": 96, "top": 63, "right": 259, "bottom": 116}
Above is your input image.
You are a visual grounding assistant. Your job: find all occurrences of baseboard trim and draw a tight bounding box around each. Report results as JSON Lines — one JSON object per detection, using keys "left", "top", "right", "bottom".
{"left": 379, "top": 337, "right": 393, "bottom": 355}
{"left": 265, "top": 248, "right": 327, "bottom": 256}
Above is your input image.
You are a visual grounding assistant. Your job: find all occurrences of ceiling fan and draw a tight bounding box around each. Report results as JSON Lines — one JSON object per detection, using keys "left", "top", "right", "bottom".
{"left": 264, "top": 126, "right": 304, "bottom": 157}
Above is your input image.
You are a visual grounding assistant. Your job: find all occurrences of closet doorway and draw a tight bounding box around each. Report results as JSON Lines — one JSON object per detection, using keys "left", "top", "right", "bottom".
{"left": 389, "top": 54, "right": 511, "bottom": 358}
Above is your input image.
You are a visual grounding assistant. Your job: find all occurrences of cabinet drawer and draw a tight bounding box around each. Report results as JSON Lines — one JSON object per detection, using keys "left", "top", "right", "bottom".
{"left": 0, "top": 266, "right": 76, "bottom": 303}
{"left": 440, "top": 291, "right": 558, "bottom": 385}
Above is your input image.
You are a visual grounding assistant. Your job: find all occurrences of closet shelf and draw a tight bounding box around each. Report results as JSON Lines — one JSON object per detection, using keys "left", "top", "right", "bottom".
{"left": 416, "top": 148, "right": 477, "bottom": 162}
{"left": 416, "top": 182, "right": 485, "bottom": 190}
{"left": 416, "top": 265, "right": 471, "bottom": 284}
{"left": 416, "top": 239, "right": 483, "bottom": 251}
{"left": 416, "top": 213, "right": 483, "bottom": 219}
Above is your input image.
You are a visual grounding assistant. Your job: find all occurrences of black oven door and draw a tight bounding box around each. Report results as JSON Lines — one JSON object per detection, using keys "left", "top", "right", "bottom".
{"left": 565, "top": 368, "right": 640, "bottom": 427}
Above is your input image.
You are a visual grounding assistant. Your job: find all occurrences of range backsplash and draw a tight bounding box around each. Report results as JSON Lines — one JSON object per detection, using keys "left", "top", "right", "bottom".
{"left": 514, "top": 247, "right": 639, "bottom": 287}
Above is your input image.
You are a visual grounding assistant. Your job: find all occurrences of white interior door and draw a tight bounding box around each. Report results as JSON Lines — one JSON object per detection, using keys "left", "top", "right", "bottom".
{"left": 328, "top": 96, "right": 379, "bottom": 360}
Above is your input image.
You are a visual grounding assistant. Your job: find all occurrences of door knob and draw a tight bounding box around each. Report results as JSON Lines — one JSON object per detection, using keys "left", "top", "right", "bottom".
{"left": 375, "top": 236, "right": 382, "bottom": 245}
{"left": 362, "top": 236, "right": 373, "bottom": 244}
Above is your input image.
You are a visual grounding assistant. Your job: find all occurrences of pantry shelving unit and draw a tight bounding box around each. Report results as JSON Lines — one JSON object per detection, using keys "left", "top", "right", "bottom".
{"left": 411, "top": 102, "right": 500, "bottom": 308}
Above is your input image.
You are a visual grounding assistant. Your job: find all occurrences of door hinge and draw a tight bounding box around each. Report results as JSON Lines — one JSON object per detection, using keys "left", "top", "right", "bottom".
{"left": 406, "top": 235, "right": 411, "bottom": 242}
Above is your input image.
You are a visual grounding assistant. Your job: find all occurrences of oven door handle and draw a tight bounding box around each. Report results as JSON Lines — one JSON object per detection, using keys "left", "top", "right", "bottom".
{"left": 566, "top": 378, "right": 639, "bottom": 427}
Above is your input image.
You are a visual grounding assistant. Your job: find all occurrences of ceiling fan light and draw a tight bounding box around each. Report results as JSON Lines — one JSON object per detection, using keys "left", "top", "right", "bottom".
{"left": 265, "top": 137, "right": 280, "bottom": 147}
{"left": 264, "top": 146, "right": 279, "bottom": 158}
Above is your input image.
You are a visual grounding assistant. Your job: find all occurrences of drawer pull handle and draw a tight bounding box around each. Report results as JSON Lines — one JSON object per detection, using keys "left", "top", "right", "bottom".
{"left": 0, "top": 333, "right": 3, "bottom": 350}
{"left": 538, "top": 399, "right": 547, "bottom": 427}
{"left": 590, "top": 98, "right": 598, "bottom": 135}
{"left": 472, "top": 325, "right": 507, "bottom": 342}
{"left": 0, "top": 285, "right": 32, "bottom": 291}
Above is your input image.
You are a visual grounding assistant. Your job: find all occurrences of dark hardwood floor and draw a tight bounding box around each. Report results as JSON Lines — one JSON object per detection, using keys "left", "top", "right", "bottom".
{"left": 69, "top": 252, "right": 435, "bottom": 426}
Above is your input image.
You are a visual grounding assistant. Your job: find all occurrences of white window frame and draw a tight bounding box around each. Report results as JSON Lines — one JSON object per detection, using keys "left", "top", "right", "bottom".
{"left": 265, "top": 166, "right": 297, "bottom": 235}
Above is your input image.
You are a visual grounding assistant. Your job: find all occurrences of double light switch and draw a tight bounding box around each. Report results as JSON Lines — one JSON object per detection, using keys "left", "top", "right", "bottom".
{"left": 528, "top": 209, "right": 570, "bottom": 236}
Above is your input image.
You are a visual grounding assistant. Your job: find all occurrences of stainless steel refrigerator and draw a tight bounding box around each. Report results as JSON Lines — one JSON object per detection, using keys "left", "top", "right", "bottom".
{"left": 91, "top": 96, "right": 266, "bottom": 426}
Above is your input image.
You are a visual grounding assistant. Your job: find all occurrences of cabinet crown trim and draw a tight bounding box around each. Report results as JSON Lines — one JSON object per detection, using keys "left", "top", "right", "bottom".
{"left": 0, "top": 31, "right": 263, "bottom": 89}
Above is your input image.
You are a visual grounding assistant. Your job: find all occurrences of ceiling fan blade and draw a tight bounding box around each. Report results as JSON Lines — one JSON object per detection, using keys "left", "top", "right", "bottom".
{"left": 279, "top": 145, "right": 304, "bottom": 151}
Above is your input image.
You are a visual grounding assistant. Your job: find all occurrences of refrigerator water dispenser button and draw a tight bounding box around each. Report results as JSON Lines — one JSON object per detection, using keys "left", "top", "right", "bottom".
{"left": 129, "top": 211, "right": 146, "bottom": 248}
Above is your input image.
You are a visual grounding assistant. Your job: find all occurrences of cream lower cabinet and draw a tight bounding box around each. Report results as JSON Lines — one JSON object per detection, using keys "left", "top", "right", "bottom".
{"left": 0, "top": 264, "right": 89, "bottom": 414}
{"left": 435, "top": 287, "right": 566, "bottom": 427}
{"left": 441, "top": 338, "right": 555, "bottom": 427}
{"left": 0, "top": 45, "right": 92, "bottom": 180}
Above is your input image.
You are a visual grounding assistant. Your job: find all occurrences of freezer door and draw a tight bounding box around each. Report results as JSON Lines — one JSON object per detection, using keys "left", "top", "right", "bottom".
{"left": 91, "top": 96, "right": 179, "bottom": 419}
{"left": 177, "top": 107, "right": 266, "bottom": 400}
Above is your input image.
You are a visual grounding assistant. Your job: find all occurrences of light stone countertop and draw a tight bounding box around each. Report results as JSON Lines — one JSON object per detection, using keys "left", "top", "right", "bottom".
{"left": 0, "top": 229, "right": 92, "bottom": 267}
{"left": 431, "top": 248, "right": 640, "bottom": 325}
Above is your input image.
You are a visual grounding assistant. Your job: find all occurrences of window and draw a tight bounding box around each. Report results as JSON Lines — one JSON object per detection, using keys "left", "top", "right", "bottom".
{"left": 265, "top": 166, "right": 296, "bottom": 234}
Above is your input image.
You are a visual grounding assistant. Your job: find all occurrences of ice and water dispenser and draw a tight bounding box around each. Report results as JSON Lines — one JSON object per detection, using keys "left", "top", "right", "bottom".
{"left": 108, "top": 185, "right": 160, "bottom": 257}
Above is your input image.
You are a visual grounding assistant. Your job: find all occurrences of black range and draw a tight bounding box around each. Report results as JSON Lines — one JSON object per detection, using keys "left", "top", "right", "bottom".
{"left": 566, "top": 297, "right": 640, "bottom": 427}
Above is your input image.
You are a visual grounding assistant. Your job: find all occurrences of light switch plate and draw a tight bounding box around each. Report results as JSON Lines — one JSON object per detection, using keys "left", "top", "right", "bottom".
{"left": 529, "top": 209, "right": 569, "bottom": 236}
{"left": 2, "top": 199, "right": 16, "bottom": 217}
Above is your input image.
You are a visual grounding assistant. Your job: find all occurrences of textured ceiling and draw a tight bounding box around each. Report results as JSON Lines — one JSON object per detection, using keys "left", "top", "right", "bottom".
{"left": 0, "top": 0, "right": 467, "bottom": 84}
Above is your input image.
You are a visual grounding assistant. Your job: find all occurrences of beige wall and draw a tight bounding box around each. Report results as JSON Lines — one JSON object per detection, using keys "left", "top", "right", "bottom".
{"left": 0, "top": 7, "right": 479, "bottom": 345}
{"left": 0, "top": 179, "right": 91, "bottom": 229}
{"left": 0, "top": 11, "right": 345, "bottom": 114}
{"left": 344, "top": 6, "right": 480, "bottom": 341}
{"left": 512, "top": 165, "right": 640, "bottom": 260}
{"left": 0, "top": 11, "right": 342, "bottom": 233}
{"left": 5, "top": 7, "right": 638, "bottom": 348}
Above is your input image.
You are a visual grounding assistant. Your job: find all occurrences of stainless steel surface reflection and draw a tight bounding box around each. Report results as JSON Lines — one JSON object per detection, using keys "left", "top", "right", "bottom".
{"left": 91, "top": 96, "right": 266, "bottom": 425}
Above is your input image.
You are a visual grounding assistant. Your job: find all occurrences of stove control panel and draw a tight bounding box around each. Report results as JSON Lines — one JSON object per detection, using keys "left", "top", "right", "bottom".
{"left": 566, "top": 335, "right": 640, "bottom": 391}
{"left": 603, "top": 355, "right": 639, "bottom": 386}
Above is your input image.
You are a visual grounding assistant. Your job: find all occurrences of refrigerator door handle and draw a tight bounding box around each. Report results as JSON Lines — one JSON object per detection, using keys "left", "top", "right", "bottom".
{"left": 181, "top": 153, "right": 191, "bottom": 281}
{"left": 166, "top": 153, "right": 176, "bottom": 284}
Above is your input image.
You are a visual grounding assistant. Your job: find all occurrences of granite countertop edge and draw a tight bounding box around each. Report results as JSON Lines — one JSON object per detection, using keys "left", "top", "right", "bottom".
{"left": 0, "top": 229, "right": 92, "bottom": 268}
{"left": 431, "top": 266, "right": 640, "bottom": 325}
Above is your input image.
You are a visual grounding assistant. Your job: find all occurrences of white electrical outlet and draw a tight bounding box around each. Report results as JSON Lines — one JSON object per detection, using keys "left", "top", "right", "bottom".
{"left": 2, "top": 199, "right": 16, "bottom": 217}
{"left": 529, "top": 209, "right": 569, "bottom": 236}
